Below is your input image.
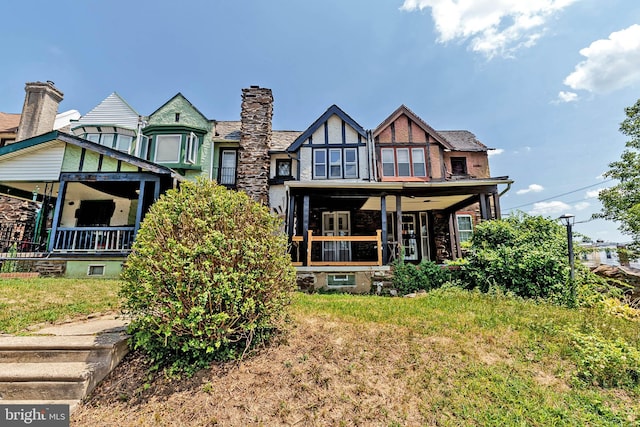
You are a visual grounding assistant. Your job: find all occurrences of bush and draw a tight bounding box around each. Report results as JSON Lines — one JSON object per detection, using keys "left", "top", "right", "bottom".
{"left": 569, "top": 329, "right": 640, "bottom": 388}
{"left": 456, "top": 212, "right": 574, "bottom": 304}
{"left": 392, "top": 260, "right": 451, "bottom": 295}
{"left": 121, "top": 178, "right": 296, "bottom": 374}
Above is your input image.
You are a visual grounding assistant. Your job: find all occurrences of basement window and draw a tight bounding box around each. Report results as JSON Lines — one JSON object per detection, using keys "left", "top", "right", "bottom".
{"left": 327, "top": 274, "right": 355, "bottom": 287}
{"left": 87, "top": 265, "right": 105, "bottom": 276}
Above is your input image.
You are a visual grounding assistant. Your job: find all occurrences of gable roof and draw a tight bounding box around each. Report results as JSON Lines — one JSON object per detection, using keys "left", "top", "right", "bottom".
{"left": 438, "top": 130, "right": 490, "bottom": 152}
{"left": 372, "top": 105, "right": 453, "bottom": 150}
{"left": 0, "top": 112, "right": 20, "bottom": 133}
{"left": 72, "top": 92, "right": 139, "bottom": 131}
{"left": 0, "top": 130, "right": 181, "bottom": 178}
{"left": 149, "top": 93, "right": 209, "bottom": 123}
{"left": 287, "top": 105, "right": 367, "bottom": 152}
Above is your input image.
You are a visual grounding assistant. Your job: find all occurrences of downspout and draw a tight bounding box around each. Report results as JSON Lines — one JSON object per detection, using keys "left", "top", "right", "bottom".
{"left": 499, "top": 182, "right": 512, "bottom": 197}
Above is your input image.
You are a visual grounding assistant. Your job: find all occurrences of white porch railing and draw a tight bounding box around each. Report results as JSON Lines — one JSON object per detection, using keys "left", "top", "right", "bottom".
{"left": 52, "top": 227, "right": 135, "bottom": 253}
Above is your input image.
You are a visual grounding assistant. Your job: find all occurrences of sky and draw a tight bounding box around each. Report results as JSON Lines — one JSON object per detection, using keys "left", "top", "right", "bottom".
{"left": 2, "top": 0, "right": 640, "bottom": 243}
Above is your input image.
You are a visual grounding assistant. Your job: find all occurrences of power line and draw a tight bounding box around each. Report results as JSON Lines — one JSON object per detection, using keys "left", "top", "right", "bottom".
{"left": 502, "top": 179, "right": 614, "bottom": 212}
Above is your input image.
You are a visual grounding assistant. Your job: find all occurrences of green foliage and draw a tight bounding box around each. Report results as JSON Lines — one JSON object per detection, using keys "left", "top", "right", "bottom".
{"left": 391, "top": 259, "right": 451, "bottom": 295}
{"left": 121, "top": 178, "right": 296, "bottom": 374}
{"left": 457, "top": 212, "right": 574, "bottom": 303}
{"left": 569, "top": 329, "right": 640, "bottom": 388}
{"left": 597, "top": 98, "right": 640, "bottom": 254}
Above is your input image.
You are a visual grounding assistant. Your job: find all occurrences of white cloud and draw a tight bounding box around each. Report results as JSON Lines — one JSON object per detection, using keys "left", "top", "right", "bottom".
{"left": 488, "top": 148, "right": 504, "bottom": 157}
{"left": 574, "top": 201, "right": 590, "bottom": 211}
{"left": 529, "top": 200, "right": 571, "bottom": 215}
{"left": 557, "top": 91, "right": 578, "bottom": 103}
{"left": 563, "top": 24, "right": 640, "bottom": 94}
{"left": 516, "top": 184, "right": 544, "bottom": 195}
{"left": 400, "top": 0, "right": 578, "bottom": 58}
{"left": 585, "top": 188, "right": 603, "bottom": 199}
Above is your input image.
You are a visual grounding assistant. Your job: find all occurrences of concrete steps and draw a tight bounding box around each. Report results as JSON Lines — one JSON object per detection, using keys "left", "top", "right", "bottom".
{"left": 0, "top": 316, "right": 129, "bottom": 410}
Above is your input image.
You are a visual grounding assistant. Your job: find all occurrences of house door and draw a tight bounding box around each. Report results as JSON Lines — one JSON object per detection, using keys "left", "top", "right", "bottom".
{"left": 322, "top": 211, "right": 351, "bottom": 261}
{"left": 220, "top": 150, "right": 237, "bottom": 185}
{"left": 401, "top": 213, "right": 418, "bottom": 261}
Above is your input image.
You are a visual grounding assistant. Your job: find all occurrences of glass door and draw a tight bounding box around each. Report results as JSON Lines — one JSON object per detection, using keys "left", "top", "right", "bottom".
{"left": 220, "top": 150, "right": 237, "bottom": 185}
{"left": 401, "top": 214, "right": 418, "bottom": 261}
{"left": 322, "top": 211, "right": 351, "bottom": 261}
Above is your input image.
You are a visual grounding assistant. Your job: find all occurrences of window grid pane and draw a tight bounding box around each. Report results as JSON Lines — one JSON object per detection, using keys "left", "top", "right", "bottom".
{"left": 344, "top": 148, "right": 357, "bottom": 178}
{"left": 329, "top": 149, "right": 342, "bottom": 178}
{"left": 397, "top": 149, "right": 410, "bottom": 176}
{"left": 382, "top": 149, "right": 395, "bottom": 176}
{"left": 314, "top": 149, "right": 327, "bottom": 178}
{"left": 412, "top": 148, "right": 426, "bottom": 177}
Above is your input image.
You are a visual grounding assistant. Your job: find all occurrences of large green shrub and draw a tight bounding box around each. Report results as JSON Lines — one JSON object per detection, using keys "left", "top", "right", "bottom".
{"left": 121, "top": 178, "right": 296, "bottom": 374}
{"left": 392, "top": 260, "right": 451, "bottom": 295}
{"left": 457, "top": 213, "right": 573, "bottom": 303}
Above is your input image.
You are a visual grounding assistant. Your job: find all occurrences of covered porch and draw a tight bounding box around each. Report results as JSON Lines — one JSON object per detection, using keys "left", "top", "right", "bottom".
{"left": 286, "top": 178, "right": 512, "bottom": 268}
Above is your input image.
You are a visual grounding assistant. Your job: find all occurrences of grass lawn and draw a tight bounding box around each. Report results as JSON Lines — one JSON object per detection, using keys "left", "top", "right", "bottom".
{"left": 1, "top": 277, "right": 638, "bottom": 425}
{"left": 0, "top": 277, "right": 122, "bottom": 334}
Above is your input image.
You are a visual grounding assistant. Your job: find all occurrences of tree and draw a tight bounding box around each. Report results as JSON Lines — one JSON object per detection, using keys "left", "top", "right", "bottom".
{"left": 597, "top": 99, "right": 640, "bottom": 253}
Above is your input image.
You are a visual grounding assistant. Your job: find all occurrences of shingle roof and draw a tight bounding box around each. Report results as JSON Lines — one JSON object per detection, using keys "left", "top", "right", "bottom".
{"left": 213, "top": 121, "right": 301, "bottom": 151}
{"left": 214, "top": 121, "right": 241, "bottom": 141}
{"left": 272, "top": 130, "right": 302, "bottom": 151}
{"left": 438, "top": 130, "right": 489, "bottom": 152}
{"left": 0, "top": 112, "right": 20, "bottom": 133}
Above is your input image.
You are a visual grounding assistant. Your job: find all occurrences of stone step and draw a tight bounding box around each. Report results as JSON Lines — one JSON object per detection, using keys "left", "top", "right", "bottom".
{"left": 0, "top": 335, "right": 129, "bottom": 364}
{"left": 0, "top": 362, "right": 105, "bottom": 400}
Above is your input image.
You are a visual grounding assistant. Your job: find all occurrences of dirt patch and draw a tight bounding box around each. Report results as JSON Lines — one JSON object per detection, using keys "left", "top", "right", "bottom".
{"left": 73, "top": 316, "right": 462, "bottom": 426}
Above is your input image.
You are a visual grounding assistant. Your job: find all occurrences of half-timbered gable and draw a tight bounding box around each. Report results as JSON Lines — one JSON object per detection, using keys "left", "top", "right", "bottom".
{"left": 373, "top": 105, "right": 454, "bottom": 182}
{"left": 287, "top": 105, "right": 369, "bottom": 182}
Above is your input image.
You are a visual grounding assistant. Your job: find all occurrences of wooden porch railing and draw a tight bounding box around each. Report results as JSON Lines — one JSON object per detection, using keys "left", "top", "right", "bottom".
{"left": 52, "top": 226, "right": 135, "bottom": 253}
{"left": 291, "top": 230, "right": 383, "bottom": 267}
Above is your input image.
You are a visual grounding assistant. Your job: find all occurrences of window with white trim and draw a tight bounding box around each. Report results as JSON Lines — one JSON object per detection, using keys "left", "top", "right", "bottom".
{"left": 85, "top": 133, "right": 133, "bottom": 153}
{"left": 329, "top": 149, "right": 342, "bottom": 178}
{"left": 412, "top": 148, "right": 426, "bottom": 177}
{"left": 185, "top": 132, "right": 198, "bottom": 164}
{"left": 381, "top": 148, "right": 395, "bottom": 176}
{"left": 314, "top": 149, "right": 327, "bottom": 178}
{"left": 457, "top": 214, "right": 473, "bottom": 243}
{"left": 154, "top": 134, "right": 181, "bottom": 163}
{"left": 344, "top": 148, "right": 357, "bottom": 178}
{"left": 397, "top": 148, "right": 410, "bottom": 176}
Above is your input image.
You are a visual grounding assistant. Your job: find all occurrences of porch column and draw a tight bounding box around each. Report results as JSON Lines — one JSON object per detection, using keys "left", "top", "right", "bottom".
{"left": 395, "top": 195, "right": 403, "bottom": 262}
{"left": 492, "top": 192, "right": 502, "bottom": 219}
{"left": 288, "top": 193, "right": 296, "bottom": 239}
{"left": 448, "top": 213, "right": 459, "bottom": 259}
{"left": 302, "top": 195, "right": 310, "bottom": 265}
{"left": 134, "top": 180, "right": 146, "bottom": 235}
{"left": 381, "top": 195, "right": 388, "bottom": 264}
{"left": 47, "top": 179, "right": 67, "bottom": 251}
{"left": 479, "top": 193, "right": 490, "bottom": 221}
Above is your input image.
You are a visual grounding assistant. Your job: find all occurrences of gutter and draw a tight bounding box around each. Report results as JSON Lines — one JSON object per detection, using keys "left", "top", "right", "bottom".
{"left": 499, "top": 182, "right": 512, "bottom": 197}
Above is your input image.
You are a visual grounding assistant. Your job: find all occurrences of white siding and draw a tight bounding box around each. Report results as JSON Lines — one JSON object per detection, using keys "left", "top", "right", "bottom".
{"left": 74, "top": 93, "right": 139, "bottom": 131}
{"left": 0, "top": 142, "right": 64, "bottom": 181}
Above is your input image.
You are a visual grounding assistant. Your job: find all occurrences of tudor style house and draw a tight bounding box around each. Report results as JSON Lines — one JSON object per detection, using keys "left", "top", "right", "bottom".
{"left": 0, "top": 81, "right": 511, "bottom": 289}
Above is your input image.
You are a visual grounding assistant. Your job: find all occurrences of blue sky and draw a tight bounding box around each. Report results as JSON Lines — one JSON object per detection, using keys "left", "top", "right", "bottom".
{"left": 2, "top": 0, "right": 640, "bottom": 242}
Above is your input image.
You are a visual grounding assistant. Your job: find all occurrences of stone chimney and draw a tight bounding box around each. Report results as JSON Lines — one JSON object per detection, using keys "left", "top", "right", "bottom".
{"left": 16, "top": 81, "right": 64, "bottom": 142}
{"left": 237, "top": 86, "right": 273, "bottom": 205}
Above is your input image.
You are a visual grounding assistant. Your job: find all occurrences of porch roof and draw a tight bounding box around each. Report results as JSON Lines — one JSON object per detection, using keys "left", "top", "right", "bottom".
{"left": 286, "top": 176, "right": 512, "bottom": 192}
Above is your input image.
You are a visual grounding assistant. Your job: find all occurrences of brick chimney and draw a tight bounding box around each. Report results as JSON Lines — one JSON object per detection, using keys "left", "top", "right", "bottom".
{"left": 237, "top": 86, "right": 273, "bottom": 205}
{"left": 16, "top": 81, "right": 64, "bottom": 142}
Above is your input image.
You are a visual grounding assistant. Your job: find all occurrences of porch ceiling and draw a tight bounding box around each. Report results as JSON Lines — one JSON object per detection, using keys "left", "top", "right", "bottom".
{"left": 0, "top": 180, "right": 137, "bottom": 201}
{"left": 360, "top": 195, "right": 472, "bottom": 212}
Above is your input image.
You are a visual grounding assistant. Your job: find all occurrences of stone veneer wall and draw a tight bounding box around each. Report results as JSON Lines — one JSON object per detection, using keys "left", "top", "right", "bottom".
{"left": 0, "top": 195, "right": 39, "bottom": 246}
{"left": 432, "top": 211, "right": 452, "bottom": 263}
{"left": 237, "top": 86, "right": 273, "bottom": 205}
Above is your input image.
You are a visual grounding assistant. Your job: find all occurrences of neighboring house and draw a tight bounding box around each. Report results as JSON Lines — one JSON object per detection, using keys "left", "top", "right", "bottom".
{"left": 0, "top": 112, "right": 20, "bottom": 147}
{"left": 0, "top": 82, "right": 512, "bottom": 289}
